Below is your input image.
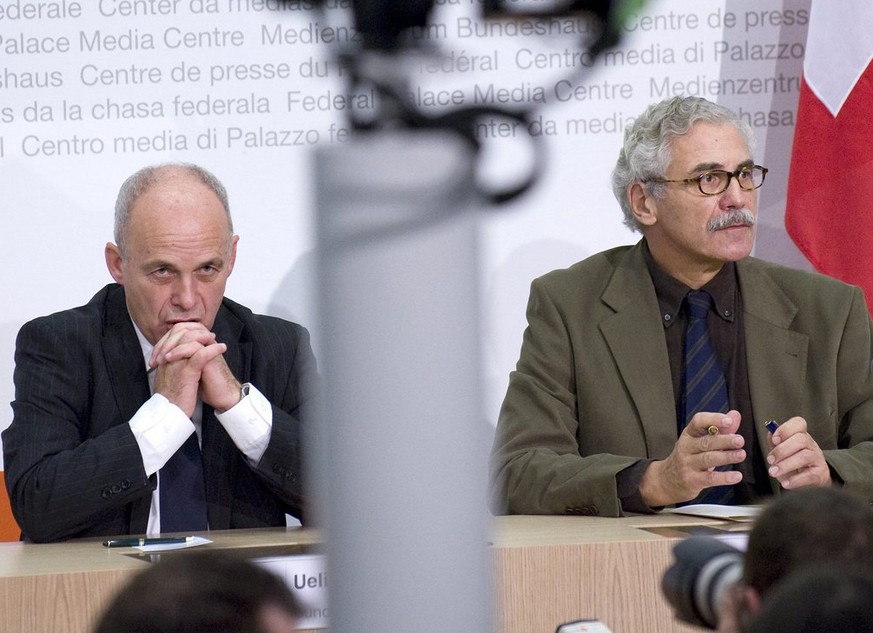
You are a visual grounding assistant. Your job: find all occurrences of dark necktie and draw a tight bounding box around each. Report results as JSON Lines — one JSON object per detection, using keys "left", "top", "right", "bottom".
{"left": 681, "top": 290, "right": 733, "bottom": 504}
{"left": 159, "top": 433, "right": 208, "bottom": 533}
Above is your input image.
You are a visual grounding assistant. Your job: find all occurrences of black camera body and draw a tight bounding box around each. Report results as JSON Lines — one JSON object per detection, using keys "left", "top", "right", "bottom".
{"left": 662, "top": 536, "right": 745, "bottom": 629}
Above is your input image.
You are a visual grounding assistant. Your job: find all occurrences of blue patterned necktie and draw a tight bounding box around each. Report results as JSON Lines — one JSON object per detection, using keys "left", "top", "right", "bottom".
{"left": 159, "top": 433, "right": 208, "bottom": 533}
{"left": 681, "top": 290, "right": 734, "bottom": 504}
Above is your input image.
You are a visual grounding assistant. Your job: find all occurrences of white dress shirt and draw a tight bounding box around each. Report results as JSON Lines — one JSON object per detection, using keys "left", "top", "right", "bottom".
{"left": 126, "top": 321, "right": 273, "bottom": 534}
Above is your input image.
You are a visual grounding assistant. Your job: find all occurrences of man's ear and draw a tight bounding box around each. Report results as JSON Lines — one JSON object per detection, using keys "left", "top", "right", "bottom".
{"left": 627, "top": 182, "right": 658, "bottom": 228}
{"left": 226, "top": 235, "right": 239, "bottom": 277}
{"left": 105, "top": 243, "right": 124, "bottom": 284}
{"left": 726, "top": 584, "right": 763, "bottom": 633}
{"left": 742, "top": 586, "right": 762, "bottom": 616}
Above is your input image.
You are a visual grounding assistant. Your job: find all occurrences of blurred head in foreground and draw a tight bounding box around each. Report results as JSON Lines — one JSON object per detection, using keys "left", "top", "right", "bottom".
{"left": 93, "top": 551, "right": 301, "bottom": 633}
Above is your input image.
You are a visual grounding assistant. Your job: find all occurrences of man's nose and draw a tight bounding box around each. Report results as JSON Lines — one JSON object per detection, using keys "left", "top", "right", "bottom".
{"left": 719, "top": 175, "right": 751, "bottom": 207}
{"left": 171, "top": 277, "right": 197, "bottom": 310}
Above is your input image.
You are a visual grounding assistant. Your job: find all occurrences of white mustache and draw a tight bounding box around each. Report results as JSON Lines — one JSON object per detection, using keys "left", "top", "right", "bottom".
{"left": 708, "top": 208, "right": 756, "bottom": 232}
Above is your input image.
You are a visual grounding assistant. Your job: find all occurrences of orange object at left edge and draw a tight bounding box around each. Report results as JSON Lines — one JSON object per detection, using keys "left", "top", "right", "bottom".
{"left": 0, "top": 472, "right": 21, "bottom": 542}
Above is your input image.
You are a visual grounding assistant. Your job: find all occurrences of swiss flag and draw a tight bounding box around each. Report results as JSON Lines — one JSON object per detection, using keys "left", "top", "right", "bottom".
{"left": 785, "top": 1, "right": 873, "bottom": 312}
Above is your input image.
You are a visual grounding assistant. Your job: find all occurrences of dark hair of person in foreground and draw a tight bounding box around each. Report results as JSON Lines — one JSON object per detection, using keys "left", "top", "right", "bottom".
{"left": 745, "top": 566, "right": 873, "bottom": 633}
{"left": 743, "top": 487, "right": 873, "bottom": 596}
{"left": 93, "top": 550, "right": 301, "bottom": 633}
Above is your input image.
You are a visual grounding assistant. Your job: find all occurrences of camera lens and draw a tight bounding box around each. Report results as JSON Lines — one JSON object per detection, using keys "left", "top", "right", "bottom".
{"left": 662, "top": 536, "right": 744, "bottom": 629}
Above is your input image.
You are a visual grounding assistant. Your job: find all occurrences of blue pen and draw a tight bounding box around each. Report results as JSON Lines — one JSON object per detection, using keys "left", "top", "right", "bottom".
{"left": 765, "top": 419, "right": 779, "bottom": 433}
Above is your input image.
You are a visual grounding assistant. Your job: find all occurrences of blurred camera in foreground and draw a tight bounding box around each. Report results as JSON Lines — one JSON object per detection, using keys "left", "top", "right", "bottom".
{"left": 661, "top": 536, "right": 744, "bottom": 629}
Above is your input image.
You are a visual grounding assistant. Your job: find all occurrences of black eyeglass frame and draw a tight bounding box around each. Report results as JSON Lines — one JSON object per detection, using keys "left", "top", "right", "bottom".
{"left": 645, "top": 165, "right": 769, "bottom": 196}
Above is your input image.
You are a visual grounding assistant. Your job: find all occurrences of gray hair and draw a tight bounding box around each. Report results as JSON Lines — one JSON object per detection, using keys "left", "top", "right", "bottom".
{"left": 611, "top": 96, "right": 756, "bottom": 233}
{"left": 114, "top": 162, "right": 232, "bottom": 254}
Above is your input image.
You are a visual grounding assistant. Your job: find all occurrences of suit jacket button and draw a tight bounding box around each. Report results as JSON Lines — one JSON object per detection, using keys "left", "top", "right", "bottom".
{"left": 101, "top": 488, "right": 112, "bottom": 499}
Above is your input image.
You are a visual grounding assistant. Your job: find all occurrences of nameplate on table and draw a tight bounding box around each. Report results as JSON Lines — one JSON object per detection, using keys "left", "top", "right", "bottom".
{"left": 255, "top": 553, "right": 328, "bottom": 629}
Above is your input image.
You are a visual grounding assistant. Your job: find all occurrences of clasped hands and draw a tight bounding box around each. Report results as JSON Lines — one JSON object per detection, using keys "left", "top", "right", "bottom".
{"left": 640, "top": 410, "right": 831, "bottom": 507}
{"left": 149, "top": 322, "right": 241, "bottom": 417}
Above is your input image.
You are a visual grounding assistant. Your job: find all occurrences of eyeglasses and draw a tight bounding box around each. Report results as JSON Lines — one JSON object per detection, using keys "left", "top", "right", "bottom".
{"left": 647, "top": 165, "right": 768, "bottom": 196}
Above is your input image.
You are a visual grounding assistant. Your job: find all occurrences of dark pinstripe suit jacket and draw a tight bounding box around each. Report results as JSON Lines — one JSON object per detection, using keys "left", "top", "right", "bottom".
{"left": 2, "top": 284, "right": 319, "bottom": 542}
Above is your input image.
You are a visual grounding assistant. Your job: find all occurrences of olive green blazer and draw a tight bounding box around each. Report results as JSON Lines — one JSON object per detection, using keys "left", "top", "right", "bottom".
{"left": 490, "top": 240, "right": 873, "bottom": 516}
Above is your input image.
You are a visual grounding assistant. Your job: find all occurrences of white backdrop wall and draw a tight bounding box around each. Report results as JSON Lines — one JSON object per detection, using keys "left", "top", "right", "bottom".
{"left": 0, "top": 0, "right": 812, "bottom": 468}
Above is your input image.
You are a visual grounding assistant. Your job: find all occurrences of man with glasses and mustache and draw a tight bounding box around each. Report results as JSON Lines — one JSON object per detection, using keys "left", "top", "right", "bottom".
{"left": 490, "top": 96, "right": 873, "bottom": 516}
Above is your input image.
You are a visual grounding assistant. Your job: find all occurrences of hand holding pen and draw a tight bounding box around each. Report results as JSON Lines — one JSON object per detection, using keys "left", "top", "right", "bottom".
{"left": 764, "top": 417, "right": 831, "bottom": 489}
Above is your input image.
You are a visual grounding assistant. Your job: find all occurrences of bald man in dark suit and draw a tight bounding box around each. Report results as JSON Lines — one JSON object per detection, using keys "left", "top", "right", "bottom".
{"left": 2, "top": 163, "right": 319, "bottom": 542}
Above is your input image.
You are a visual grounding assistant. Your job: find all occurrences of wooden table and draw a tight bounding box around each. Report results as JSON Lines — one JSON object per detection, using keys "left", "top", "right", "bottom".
{"left": 0, "top": 528, "right": 323, "bottom": 633}
{"left": 0, "top": 514, "right": 745, "bottom": 633}
{"left": 491, "top": 513, "right": 743, "bottom": 633}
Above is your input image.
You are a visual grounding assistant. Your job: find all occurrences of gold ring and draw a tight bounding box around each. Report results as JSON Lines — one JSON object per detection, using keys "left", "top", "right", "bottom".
{"left": 706, "top": 425, "right": 719, "bottom": 436}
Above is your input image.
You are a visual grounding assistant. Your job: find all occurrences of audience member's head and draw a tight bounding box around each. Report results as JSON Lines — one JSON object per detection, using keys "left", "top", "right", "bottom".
{"left": 715, "top": 487, "right": 873, "bottom": 633}
{"left": 93, "top": 551, "right": 301, "bottom": 633}
{"left": 743, "top": 487, "right": 873, "bottom": 596}
{"left": 745, "top": 566, "right": 873, "bottom": 633}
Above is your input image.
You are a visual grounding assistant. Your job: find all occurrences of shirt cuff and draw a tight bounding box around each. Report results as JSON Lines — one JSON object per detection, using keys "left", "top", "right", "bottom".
{"left": 215, "top": 382, "right": 273, "bottom": 463}
{"left": 128, "top": 393, "right": 196, "bottom": 476}
{"left": 617, "top": 459, "right": 660, "bottom": 514}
